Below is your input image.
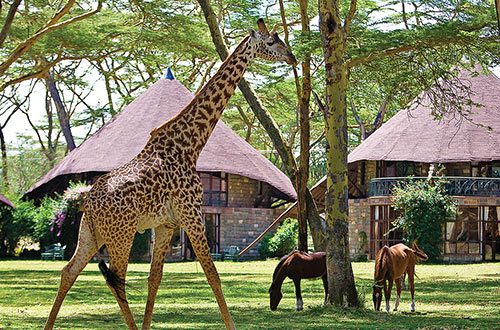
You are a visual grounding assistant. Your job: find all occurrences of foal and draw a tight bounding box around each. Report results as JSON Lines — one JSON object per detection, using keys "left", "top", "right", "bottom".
{"left": 372, "top": 242, "right": 428, "bottom": 312}
{"left": 269, "top": 251, "right": 327, "bottom": 311}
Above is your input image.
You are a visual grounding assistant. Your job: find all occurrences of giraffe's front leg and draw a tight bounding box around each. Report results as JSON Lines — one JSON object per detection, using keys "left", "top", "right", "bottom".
{"left": 142, "top": 225, "right": 174, "bottom": 330}
{"left": 183, "top": 217, "right": 236, "bottom": 330}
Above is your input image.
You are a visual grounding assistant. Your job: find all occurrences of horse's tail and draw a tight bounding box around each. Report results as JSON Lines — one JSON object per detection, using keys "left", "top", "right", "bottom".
{"left": 411, "top": 242, "right": 428, "bottom": 261}
{"left": 374, "top": 246, "right": 390, "bottom": 282}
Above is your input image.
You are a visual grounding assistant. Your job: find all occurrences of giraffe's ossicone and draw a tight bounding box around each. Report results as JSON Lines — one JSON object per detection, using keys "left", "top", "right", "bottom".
{"left": 44, "top": 19, "right": 296, "bottom": 330}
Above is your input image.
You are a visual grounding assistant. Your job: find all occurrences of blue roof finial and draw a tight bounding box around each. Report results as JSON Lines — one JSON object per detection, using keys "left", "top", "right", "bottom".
{"left": 165, "top": 67, "right": 175, "bottom": 80}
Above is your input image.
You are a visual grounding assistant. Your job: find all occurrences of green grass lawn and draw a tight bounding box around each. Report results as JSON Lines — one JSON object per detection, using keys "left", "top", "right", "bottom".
{"left": 0, "top": 259, "right": 499, "bottom": 329}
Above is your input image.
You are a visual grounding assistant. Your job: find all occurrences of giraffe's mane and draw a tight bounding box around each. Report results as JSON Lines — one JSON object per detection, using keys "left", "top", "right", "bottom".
{"left": 151, "top": 35, "right": 251, "bottom": 136}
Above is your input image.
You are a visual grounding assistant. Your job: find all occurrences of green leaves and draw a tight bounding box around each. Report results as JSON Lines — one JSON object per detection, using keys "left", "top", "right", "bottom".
{"left": 258, "top": 219, "right": 298, "bottom": 258}
{"left": 391, "top": 176, "right": 459, "bottom": 261}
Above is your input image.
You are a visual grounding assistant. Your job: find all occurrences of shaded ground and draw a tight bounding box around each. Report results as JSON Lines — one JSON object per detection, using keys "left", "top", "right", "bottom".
{"left": 0, "top": 260, "right": 498, "bottom": 329}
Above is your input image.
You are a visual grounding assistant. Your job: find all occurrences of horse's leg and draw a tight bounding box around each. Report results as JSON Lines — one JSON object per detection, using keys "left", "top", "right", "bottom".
{"left": 142, "top": 225, "right": 174, "bottom": 330}
{"left": 44, "top": 217, "right": 98, "bottom": 330}
{"left": 408, "top": 270, "right": 416, "bottom": 312}
{"left": 321, "top": 274, "right": 328, "bottom": 307}
{"left": 393, "top": 277, "right": 402, "bottom": 311}
{"left": 293, "top": 278, "right": 303, "bottom": 311}
{"left": 401, "top": 272, "right": 407, "bottom": 290}
{"left": 384, "top": 279, "right": 393, "bottom": 312}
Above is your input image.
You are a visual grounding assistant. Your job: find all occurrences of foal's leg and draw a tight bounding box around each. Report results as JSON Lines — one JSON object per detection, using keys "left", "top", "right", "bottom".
{"left": 293, "top": 278, "right": 303, "bottom": 311}
{"left": 393, "top": 277, "right": 402, "bottom": 311}
{"left": 321, "top": 274, "right": 328, "bottom": 307}
{"left": 44, "top": 218, "right": 98, "bottom": 330}
{"left": 142, "top": 225, "right": 174, "bottom": 330}
{"left": 408, "top": 270, "right": 416, "bottom": 312}
{"left": 384, "top": 279, "right": 393, "bottom": 312}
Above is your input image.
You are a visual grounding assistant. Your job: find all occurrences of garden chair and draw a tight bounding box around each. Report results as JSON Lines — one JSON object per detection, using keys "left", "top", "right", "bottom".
{"left": 223, "top": 246, "right": 240, "bottom": 261}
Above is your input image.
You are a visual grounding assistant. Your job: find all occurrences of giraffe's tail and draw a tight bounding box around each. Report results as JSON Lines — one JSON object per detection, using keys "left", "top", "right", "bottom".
{"left": 85, "top": 213, "right": 128, "bottom": 303}
{"left": 98, "top": 260, "right": 128, "bottom": 303}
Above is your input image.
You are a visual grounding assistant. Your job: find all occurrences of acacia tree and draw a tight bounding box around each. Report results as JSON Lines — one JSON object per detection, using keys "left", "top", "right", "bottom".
{"left": 318, "top": 0, "right": 499, "bottom": 306}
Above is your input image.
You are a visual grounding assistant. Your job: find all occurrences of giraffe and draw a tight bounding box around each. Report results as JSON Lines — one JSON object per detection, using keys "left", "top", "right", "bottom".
{"left": 44, "top": 19, "right": 296, "bottom": 330}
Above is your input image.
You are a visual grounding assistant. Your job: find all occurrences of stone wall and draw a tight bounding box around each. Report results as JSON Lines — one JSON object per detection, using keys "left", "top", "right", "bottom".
{"left": 219, "top": 207, "right": 281, "bottom": 259}
{"left": 348, "top": 199, "right": 371, "bottom": 258}
{"left": 227, "top": 173, "right": 259, "bottom": 208}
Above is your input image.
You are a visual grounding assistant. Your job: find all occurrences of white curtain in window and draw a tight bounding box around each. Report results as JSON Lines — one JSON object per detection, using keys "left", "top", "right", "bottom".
{"left": 497, "top": 207, "right": 500, "bottom": 233}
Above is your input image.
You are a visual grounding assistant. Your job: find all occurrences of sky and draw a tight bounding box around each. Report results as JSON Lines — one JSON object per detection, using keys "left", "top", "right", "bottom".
{"left": 3, "top": 64, "right": 500, "bottom": 153}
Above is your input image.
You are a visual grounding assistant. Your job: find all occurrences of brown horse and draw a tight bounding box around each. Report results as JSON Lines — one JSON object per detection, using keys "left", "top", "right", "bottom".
{"left": 269, "top": 251, "right": 327, "bottom": 311}
{"left": 372, "top": 242, "right": 428, "bottom": 312}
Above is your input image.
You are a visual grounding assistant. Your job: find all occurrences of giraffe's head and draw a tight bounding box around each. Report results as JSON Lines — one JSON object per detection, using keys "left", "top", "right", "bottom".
{"left": 249, "top": 19, "right": 297, "bottom": 66}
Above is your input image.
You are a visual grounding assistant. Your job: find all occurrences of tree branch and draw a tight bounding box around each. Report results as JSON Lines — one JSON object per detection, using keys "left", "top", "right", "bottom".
{"left": 496, "top": 0, "right": 500, "bottom": 39}
{"left": 0, "top": 0, "right": 22, "bottom": 49}
{"left": 349, "top": 99, "right": 366, "bottom": 139}
{"left": 348, "top": 20, "right": 492, "bottom": 68}
{"left": 0, "top": 0, "right": 103, "bottom": 77}
{"left": 344, "top": 0, "right": 358, "bottom": 33}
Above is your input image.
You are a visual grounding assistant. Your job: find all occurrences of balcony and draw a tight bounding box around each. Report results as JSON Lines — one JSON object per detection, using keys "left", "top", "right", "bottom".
{"left": 370, "top": 177, "right": 500, "bottom": 197}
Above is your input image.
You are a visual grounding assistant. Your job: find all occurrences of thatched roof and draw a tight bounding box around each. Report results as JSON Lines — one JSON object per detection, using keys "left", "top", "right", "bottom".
{"left": 278, "top": 68, "right": 500, "bottom": 219}
{"left": 0, "top": 193, "right": 14, "bottom": 208}
{"left": 25, "top": 78, "right": 296, "bottom": 201}
{"left": 349, "top": 68, "right": 500, "bottom": 163}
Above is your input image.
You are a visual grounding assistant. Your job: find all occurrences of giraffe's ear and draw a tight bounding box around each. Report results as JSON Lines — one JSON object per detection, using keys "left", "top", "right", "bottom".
{"left": 249, "top": 29, "right": 257, "bottom": 38}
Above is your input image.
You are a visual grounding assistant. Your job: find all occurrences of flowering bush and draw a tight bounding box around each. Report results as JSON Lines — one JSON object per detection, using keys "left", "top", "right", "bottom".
{"left": 50, "top": 182, "right": 91, "bottom": 237}
{"left": 391, "top": 176, "right": 458, "bottom": 261}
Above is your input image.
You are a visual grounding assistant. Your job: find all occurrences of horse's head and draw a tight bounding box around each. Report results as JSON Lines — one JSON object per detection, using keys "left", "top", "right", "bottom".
{"left": 372, "top": 283, "right": 383, "bottom": 311}
{"left": 269, "top": 283, "right": 283, "bottom": 310}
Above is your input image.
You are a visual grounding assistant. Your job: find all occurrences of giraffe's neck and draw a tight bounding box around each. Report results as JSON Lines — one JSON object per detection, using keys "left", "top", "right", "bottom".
{"left": 150, "top": 36, "right": 256, "bottom": 161}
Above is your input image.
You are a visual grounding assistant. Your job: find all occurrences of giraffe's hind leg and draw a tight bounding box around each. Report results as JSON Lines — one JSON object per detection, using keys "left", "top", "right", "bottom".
{"left": 44, "top": 217, "right": 99, "bottom": 330}
{"left": 142, "top": 225, "right": 174, "bottom": 330}
{"left": 102, "top": 228, "right": 138, "bottom": 330}
{"left": 183, "top": 218, "right": 236, "bottom": 330}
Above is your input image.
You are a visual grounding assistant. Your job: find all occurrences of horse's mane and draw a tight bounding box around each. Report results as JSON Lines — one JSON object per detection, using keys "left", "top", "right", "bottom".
{"left": 272, "top": 250, "right": 297, "bottom": 283}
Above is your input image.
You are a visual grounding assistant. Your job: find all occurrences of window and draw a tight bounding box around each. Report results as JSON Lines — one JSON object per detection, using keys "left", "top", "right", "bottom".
{"left": 482, "top": 207, "right": 500, "bottom": 261}
{"left": 370, "top": 205, "right": 404, "bottom": 259}
{"left": 444, "top": 207, "right": 480, "bottom": 255}
{"left": 200, "top": 172, "right": 228, "bottom": 207}
{"left": 180, "top": 213, "right": 221, "bottom": 259}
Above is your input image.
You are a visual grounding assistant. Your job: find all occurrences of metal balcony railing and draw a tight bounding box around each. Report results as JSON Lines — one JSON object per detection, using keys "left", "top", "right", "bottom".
{"left": 369, "top": 177, "right": 500, "bottom": 197}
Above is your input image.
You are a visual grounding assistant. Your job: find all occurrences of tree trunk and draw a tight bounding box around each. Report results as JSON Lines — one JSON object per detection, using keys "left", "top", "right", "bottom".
{"left": 0, "top": 125, "right": 8, "bottom": 187}
{"left": 295, "top": 0, "right": 312, "bottom": 252}
{"left": 45, "top": 71, "right": 76, "bottom": 151}
{"left": 319, "top": 0, "right": 360, "bottom": 307}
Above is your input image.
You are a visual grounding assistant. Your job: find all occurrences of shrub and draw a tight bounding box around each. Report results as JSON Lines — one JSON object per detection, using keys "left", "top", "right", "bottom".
{"left": 1, "top": 201, "right": 37, "bottom": 256}
{"left": 391, "top": 176, "right": 458, "bottom": 261}
{"left": 258, "top": 219, "right": 298, "bottom": 258}
{"left": 258, "top": 233, "right": 273, "bottom": 259}
{"left": 130, "top": 230, "right": 151, "bottom": 262}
